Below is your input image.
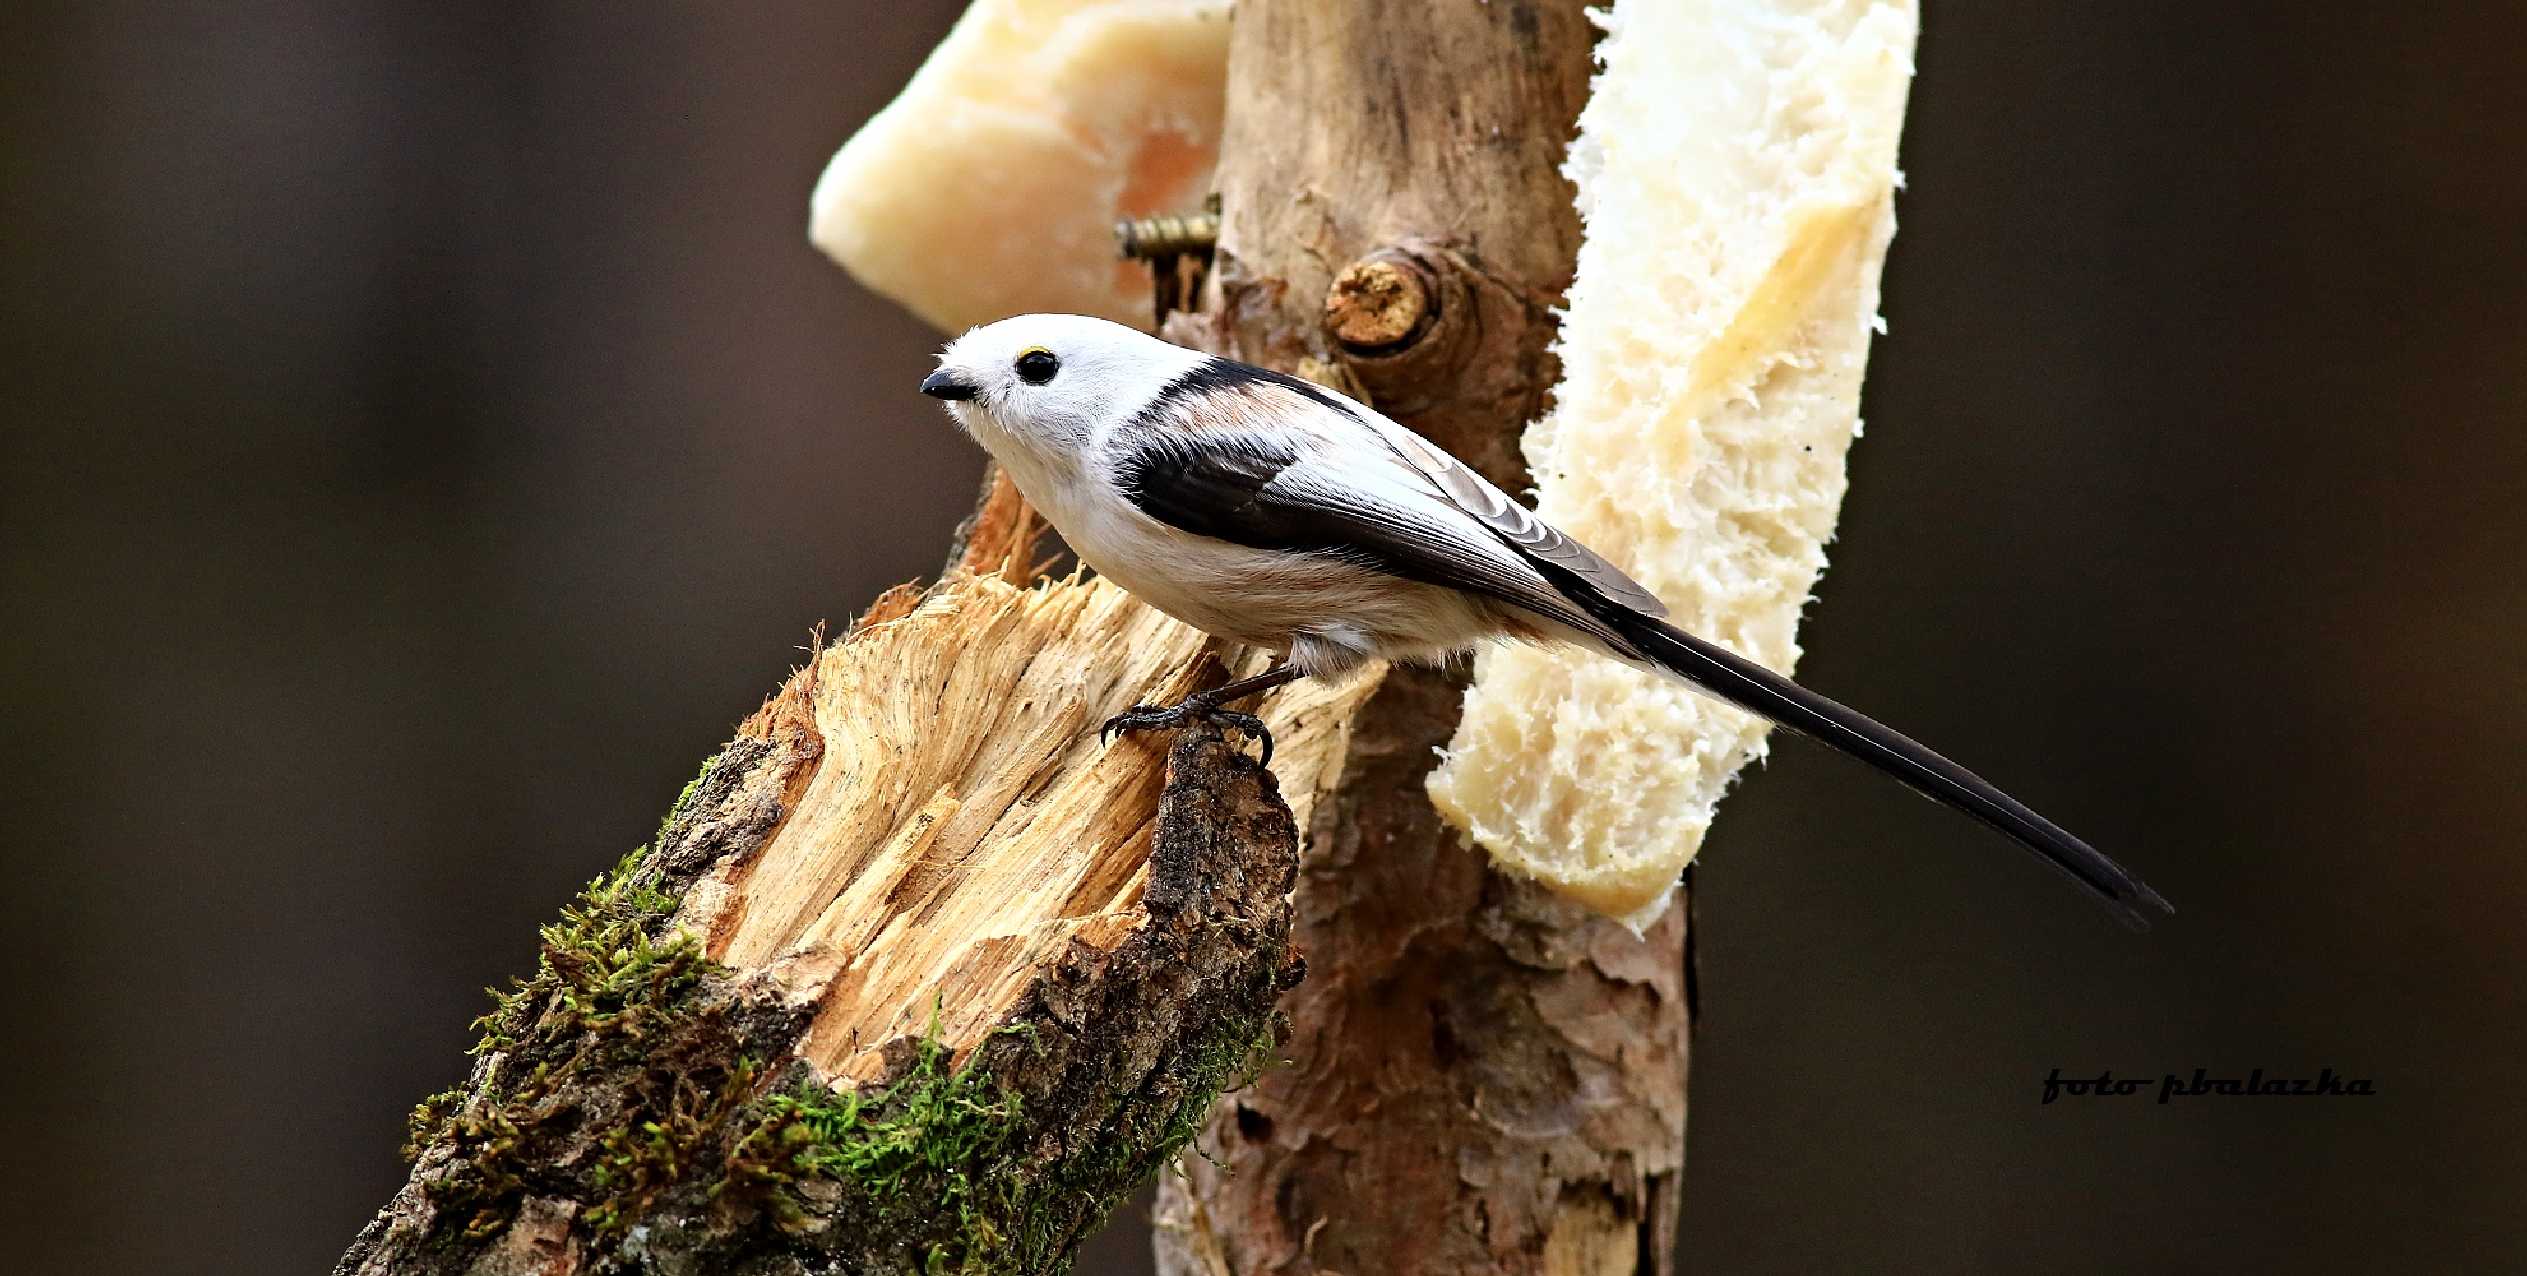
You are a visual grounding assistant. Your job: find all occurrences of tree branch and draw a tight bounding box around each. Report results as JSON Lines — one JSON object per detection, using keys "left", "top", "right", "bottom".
{"left": 1153, "top": 3, "right": 1694, "bottom": 1273}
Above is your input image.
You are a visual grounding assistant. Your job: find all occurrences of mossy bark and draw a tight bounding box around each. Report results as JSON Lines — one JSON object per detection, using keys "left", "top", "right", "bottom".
{"left": 338, "top": 715, "right": 1303, "bottom": 1276}
{"left": 1152, "top": 4, "right": 1695, "bottom": 1273}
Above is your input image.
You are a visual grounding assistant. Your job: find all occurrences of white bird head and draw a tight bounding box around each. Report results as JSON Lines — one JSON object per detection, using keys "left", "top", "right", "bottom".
{"left": 920, "top": 313, "right": 1202, "bottom": 454}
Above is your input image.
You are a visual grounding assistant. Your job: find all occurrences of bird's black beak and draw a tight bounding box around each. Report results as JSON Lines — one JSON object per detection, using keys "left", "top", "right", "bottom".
{"left": 920, "top": 369, "right": 977, "bottom": 401}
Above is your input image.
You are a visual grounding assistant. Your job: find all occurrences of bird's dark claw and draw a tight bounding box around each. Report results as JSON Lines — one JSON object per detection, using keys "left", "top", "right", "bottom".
{"left": 1099, "top": 703, "right": 1184, "bottom": 745}
{"left": 1097, "top": 700, "right": 1276, "bottom": 765}
{"left": 1209, "top": 711, "right": 1273, "bottom": 765}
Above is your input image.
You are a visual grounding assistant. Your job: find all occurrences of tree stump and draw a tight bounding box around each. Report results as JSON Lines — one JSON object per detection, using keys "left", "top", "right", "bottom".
{"left": 337, "top": 503, "right": 1375, "bottom": 1274}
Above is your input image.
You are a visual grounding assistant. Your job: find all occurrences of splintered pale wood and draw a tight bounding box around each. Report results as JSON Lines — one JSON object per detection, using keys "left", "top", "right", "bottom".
{"left": 677, "top": 571, "right": 1373, "bottom": 1082}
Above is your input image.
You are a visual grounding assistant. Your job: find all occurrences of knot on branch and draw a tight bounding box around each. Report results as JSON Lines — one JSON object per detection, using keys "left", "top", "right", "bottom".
{"left": 1325, "top": 251, "right": 1437, "bottom": 352}
{"left": 1316, "top": 239, "right": 1560, "bottom": 491}
{"left": 1321, "top": 243, "right": 1471, "bottom": 394}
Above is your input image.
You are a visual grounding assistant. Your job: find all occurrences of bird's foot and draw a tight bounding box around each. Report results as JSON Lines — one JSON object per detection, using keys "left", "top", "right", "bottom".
{"left": 1098, "top": 699, "right": 1275, "bottom": 765}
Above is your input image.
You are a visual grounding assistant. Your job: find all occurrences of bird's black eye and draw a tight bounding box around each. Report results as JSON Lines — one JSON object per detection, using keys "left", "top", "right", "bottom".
{"left": 1015, "top": 347, "right": 1060, "bottom": 385}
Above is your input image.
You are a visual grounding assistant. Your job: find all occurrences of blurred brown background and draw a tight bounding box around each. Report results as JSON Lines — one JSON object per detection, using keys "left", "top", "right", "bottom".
{"left": 5, "top": 3, "right": 2522, "bottom": 1273}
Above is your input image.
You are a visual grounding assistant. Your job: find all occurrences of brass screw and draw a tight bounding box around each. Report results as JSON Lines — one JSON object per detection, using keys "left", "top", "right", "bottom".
{"left": 1115, "top": 211, "right": 1220, "bottom": 260}
{"left": 1118, "top": 196, "right": 1221, "bottom": 326}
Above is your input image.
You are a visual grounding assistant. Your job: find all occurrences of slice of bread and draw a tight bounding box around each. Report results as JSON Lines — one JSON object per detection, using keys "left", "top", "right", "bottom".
{"left": 1427, "top": 0, "right": 1920, "bottom": 930}
{"left": 810, "top": 0, "right": 1230, "bottom": 334}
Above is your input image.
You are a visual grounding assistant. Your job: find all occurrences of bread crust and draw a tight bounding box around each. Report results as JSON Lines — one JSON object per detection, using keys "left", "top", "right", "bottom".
{"left": 1428, "top": 0, "right": 1922, "bottom": 928}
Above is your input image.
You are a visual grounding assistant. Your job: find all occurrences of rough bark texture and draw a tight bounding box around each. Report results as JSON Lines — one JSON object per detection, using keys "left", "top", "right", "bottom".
{"left": 1153, "top": 4, "right": 1695, "bottom": 1274}
{"left": 334, "top": 501, "right": 1364, "bottom": 1273}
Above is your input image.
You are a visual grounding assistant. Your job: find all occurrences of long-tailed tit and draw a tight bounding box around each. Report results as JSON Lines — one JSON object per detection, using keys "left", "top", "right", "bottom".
{"left": 919, "top": 313, "right": 2171, "bottom": 928}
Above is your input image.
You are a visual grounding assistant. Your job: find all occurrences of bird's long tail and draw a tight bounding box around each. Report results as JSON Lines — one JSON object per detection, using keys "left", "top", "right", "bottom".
{"left": 1592, "top": 605, "right": 2173, "bottom": 930}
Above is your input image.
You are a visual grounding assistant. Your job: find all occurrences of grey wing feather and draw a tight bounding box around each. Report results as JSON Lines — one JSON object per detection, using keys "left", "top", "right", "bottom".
{"left": 1115, "top": 431, "right": 1607, "bottom": 635}
{"left": 1363, "top": 419, "right": 1672, "bottom": 618}
{"left": 1112, "top": 356, "right": 1664, "bottom": 626}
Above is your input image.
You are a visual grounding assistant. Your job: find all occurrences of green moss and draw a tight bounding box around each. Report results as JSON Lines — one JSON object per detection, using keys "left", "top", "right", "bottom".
{"left": 585, "top": 1054, "right": 762, "bottom": 1235}
{"left": 720, "top": 1012, "right": 1030, "bottom": 1268}
{"left": 1155, "top": 1009, "right": 1285, "bottom": 1177}
{"left": 776, "top": 1044, "right": 1019, "bottom": 1186}
{"left": 420, "top": 1093, "right": 536, "bottom": 1240}
{"left": 402, "top": 1086, "right": 467, "bottom": 1165}
{"left": 711, "top": 980, "right": 1286, "bottom": 1273}
{"left": 408, "top": 753, "right": 740, "bottom": 1242}
{"left": 675, "top": 753, "right": 715, "bottom": 810}
{"left": 470, "top": 830, "right": 704, "bottom": 1055}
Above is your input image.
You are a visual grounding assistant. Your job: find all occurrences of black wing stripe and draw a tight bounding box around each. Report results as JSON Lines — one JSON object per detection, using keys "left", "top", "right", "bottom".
{"left": 1114, "top": 434, "right": 1600, "bottom": 632}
